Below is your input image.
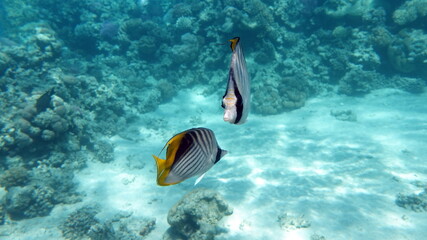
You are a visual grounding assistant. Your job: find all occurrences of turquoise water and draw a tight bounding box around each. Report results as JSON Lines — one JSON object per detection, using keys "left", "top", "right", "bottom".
{"left": 0, "top": 1, "right": 426, "bottom": 239}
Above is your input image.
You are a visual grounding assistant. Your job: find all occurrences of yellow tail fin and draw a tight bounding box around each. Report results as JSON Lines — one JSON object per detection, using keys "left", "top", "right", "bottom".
{"left": 153, "top": 131, "right": 187, "bottom": 186}
{"left": 152, "top": 155, "right": 165, "bottom": 176}
{"left": 153, "top": 155, "right": 173, "bottom": 186}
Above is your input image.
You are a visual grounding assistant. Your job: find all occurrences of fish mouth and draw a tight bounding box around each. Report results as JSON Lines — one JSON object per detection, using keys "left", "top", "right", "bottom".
{"left": 223, "top": 109, "right": 237, "bottom": 123}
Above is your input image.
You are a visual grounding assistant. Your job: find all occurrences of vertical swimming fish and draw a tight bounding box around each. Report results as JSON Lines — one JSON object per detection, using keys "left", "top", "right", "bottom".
{"left": 152, "top": 128, "right": 227, "bottom": 186}
{"left": 222, "top": 37, "right": 250, "bottom": 124}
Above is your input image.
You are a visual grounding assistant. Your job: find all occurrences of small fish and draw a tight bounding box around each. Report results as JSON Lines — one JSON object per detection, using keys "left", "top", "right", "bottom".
{"left": 152, "top": 128, "right": 227, "bottom": 186}
{"left": 36, "top": 88, "right": 55, "bottom": 113}
{"left": 222, "top": 37, "right": 251, "bottom": 125}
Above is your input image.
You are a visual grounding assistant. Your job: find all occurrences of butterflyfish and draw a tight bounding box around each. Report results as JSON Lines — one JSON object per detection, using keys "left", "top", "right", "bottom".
{"left": 222, "top": 37, "right": 250, "bottom": 124}
{"left": 152, "top": 128, "right": 227, "bottom": 186}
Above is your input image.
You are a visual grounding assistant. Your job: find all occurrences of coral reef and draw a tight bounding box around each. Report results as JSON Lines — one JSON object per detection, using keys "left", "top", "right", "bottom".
{"left": 4, "top": 0, "right": 424, "bottom": 120}
{"left": 0, "top": 84, "right": 114, "bottom": 159}
{"left": 87, "top": 221, "right": 117, "bottom": 240}
{"left": 60, "top": 206, "right": 101, "bottom": 240}
{"left": 169, "top": 33, "right": 200, "bottom": 65}
{"left": 163, "top": 188, "right": 233, "bottom": 240}
{"left": 391, "top": 76, "right": 425, "bottom": 94}
{"left": 338, "top": 67, "right": 384, "bottom": 96}
{"left": 0, "top": 0, "right": 425, "bottom": 111}
{"left": 31, "top": 166, "right": 81, "bottom": 204}
{"left": 60, "top": 206, "right": 155, "bottom": 240}
{"left": 320, "top": 0, "right": 377, "bottom": 18}
{"left": 5, "top": 185, "right": 54, "bottom": 220}
{"left": 252, "top": 73, "right": 310, "bottom": 115}
{"left": 393, "top": 0, "right": 427, "bottom": 25}
{"left": 139, "top": 219, "right": 156, "bottom": 237}
{"left": 387, "top": 29, "right": 427, "bottom": 75}
{"left": 93, "top": 140, "right": 115, "bottom": 163}
{"left": 0, "top": 159, "right": 82, "bottom": 220}
{"left": 0, "top": 0, "right": 426, "bottom": 233}
{"left": 0, "top": 166, "right": 30, "bottom": 190}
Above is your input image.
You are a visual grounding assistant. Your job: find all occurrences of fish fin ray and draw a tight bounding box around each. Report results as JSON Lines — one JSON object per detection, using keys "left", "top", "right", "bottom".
{"left": 194, "top": 173, "right": 207, "bottom": 186}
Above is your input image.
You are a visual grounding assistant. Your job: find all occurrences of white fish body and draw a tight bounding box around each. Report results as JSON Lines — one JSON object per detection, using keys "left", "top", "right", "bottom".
{"left": 223, "top": 37, "right": 250, "bottom": 125}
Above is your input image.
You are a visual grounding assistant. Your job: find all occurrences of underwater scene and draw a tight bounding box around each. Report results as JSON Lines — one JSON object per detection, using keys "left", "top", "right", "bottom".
{"left": 0, "top": 0, "right": 427, "bottom": 239}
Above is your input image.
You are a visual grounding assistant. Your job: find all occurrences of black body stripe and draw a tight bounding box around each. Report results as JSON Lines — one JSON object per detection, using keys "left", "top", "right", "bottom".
{"left": 170, "top": 128, "right": 217, "bottom": 178}
{"left": 177, "top": 148, "right": 203, "bottom": 176}
{"left": 221, "top": 70, "right": 233, "bottom": 109}
{"left": 173, "top": 146, "right": 199, "bottom": 174}
{"left": 196, "top": 130, "right": 211, "bottom": 156}
{"left": 181, "top": 154, "right": 204, "bottom": 177}
{"left": 215, "top": 148, "right": 222, "bottom": 164}
{"left": 230, "top": 68, "right": 244, "bottom": 124}
{"left": 173, "top": 133, "right": 193, "bottom": 166}
{"left": 190, "top": 149, "right": 209, "bottom": 175}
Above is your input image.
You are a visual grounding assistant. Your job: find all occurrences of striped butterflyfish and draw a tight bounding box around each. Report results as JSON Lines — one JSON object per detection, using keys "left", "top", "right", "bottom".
{"left": 222, "top": 37, "right": 250, "bottom": 125}
{"left": 152, "top": 128, "right": 227, "bottom": 186}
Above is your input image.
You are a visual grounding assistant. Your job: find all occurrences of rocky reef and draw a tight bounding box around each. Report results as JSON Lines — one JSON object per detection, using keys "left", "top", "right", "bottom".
{"left": 163, "top": 188, "right": 233, "bottom": 240}
{"left": 5, "top": 184, "right": 54, "bottom": 220}
{"left": 396, "top": 181, "right": 427, "bottom": 212}
{"left": 1, "top": 164, "right": 80, "bottom": 220}
{"left": 60, "top": 206, "right": 156, "bottom": 240}
{"left": 60, "top": 206, "right": 101, "bottom": 240}
{"left": 396, "top": 191, "right": 427, "bottom": 212}
{"left": 1, "top": 0, "right": 426, "bottom": 119}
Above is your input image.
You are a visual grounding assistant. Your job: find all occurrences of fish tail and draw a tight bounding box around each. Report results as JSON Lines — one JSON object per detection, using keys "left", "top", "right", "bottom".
{"left": 153, "top": 155, "right": 174, "bottom": 186}
{"left": 152, "top": 155, "right": 166, "bottom": 176}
